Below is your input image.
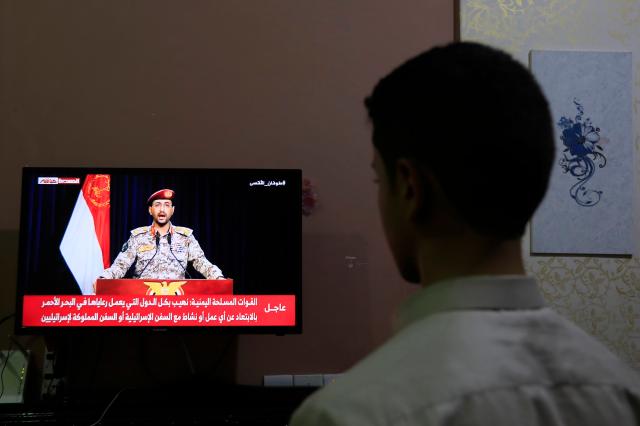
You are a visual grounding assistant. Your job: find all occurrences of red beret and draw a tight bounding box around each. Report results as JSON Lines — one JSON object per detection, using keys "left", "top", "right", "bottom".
{"left": 147, "top": 189, "right": 175, "bottom": 205}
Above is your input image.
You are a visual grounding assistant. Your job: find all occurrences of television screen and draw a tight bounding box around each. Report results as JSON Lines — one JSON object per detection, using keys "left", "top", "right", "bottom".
{"left": 15, "top": 167, "right": 302, "bottom": 333}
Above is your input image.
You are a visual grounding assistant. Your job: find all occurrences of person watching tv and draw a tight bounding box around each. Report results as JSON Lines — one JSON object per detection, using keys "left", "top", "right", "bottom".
{"left": 290, "top": 42, "right": 640, "bottom": 425}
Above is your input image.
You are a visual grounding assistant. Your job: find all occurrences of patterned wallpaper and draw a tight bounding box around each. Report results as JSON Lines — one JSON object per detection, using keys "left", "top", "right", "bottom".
{"left": 527, "top": 256, "right": 640, "bottom": 368}
{"left": 460, "top": 0, "right": 640, "bottom": 369}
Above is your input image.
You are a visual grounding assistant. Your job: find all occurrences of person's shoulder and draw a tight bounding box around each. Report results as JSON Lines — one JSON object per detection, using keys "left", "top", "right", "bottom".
{"left": 293, "top": 309, "right": 640, "bottom": 425}
{"left": 290, "top": 390, "right": 350, "bottom": 426}
{"left": 292, "top": 327, "right": 442, "bottom": 425}
{"left": 130, "top": 226, "right": 150, "bottom": 236}
{"left": 173, "top": 226, "right": 193, "bottom": 237}
{"left": 539, "top": 309, "right": 640, "bottom": 389}
{"left": 290, "top": 375, "right": 374, "bottom": 426}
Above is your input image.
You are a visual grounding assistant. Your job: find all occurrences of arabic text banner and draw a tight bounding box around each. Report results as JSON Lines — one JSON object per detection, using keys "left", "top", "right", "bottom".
{"left": 23, "top": 295, "right": 295, "bottom": 326}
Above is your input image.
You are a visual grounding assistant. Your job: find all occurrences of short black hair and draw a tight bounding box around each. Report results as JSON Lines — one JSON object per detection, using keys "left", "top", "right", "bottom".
{"left": 365, "top": 42, "right": 554, "bottom": 239}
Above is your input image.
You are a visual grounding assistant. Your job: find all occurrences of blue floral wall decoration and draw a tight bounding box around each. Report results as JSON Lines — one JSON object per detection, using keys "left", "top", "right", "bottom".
{"left": 557, "top": 99, "right": 607, "bottom": 207}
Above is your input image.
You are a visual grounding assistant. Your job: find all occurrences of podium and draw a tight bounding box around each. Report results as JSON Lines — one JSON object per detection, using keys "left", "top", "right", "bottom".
{"left": 95, "top": 279, "right": 233, "bottom": 296}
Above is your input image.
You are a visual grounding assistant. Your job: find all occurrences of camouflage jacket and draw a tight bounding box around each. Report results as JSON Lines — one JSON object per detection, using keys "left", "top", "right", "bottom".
{"left": 99, "top": 224, "right": 224, "bottom": 280}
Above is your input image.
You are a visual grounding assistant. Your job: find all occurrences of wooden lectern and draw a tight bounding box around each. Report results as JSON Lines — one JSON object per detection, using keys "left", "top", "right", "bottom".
{"left": 95, "top": 279, "right": 233, "bottom": 296}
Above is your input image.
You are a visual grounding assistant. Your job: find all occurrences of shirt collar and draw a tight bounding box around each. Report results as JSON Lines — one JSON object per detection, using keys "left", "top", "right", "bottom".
{"left": 395, "top": 275, "right": 546, "bottom": 332}
{"left": 150, "top": 222, "right": 174, "bottom": 237}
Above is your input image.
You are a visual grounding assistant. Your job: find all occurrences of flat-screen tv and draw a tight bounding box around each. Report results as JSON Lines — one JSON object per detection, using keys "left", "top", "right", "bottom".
{"left": 15, "top": 167, "right": 302, "bottom": 334}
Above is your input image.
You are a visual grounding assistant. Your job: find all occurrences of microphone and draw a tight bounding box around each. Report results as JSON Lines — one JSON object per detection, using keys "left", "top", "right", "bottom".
{"left": 137, "top": 232, "right": 161, "bottom": 277}
{"left": 168, "top": 233, "right": 191, "bottom": 278}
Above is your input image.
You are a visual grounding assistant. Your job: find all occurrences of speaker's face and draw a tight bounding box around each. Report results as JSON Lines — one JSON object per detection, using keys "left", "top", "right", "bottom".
{"left": 149, "top": 200, "right": 174, "bottom": 226}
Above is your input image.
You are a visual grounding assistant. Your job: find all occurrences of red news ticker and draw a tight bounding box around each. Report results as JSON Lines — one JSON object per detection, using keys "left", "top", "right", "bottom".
{"left": 23, "top": 295, "right": 296, "bottom": 327}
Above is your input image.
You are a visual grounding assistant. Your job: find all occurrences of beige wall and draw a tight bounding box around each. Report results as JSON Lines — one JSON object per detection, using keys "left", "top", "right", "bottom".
{"left": 0, "top": 0, "right": 454, "bottom": 386}
{"left": 461, "top": 0, "right": 640, "bottom": 370}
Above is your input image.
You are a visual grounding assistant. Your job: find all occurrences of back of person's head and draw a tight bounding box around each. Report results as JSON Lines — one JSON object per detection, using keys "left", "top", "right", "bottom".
{"left": 365, "top": 42, "right": 554, "bottom": 240}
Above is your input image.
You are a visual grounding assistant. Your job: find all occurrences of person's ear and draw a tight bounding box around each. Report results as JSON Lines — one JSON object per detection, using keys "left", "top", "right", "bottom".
{"left": 395, "top": 159, "right": 433, "bottom": 222}
{"left": 148, "top": 206, "right": 152, "bottom": 216}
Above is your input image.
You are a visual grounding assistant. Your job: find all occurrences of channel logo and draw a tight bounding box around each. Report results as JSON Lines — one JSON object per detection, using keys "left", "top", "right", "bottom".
{"left": 38, "top": 177, "right": 80, "bottom": 185}
{"left": 38, "top": 177, "right": 59, "bottom": 185}
{"left": 59, "top": 177, "right": 80, "bottom": 184}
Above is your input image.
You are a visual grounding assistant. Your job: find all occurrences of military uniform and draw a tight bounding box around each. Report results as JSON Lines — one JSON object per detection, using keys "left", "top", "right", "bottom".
{"left": 99, "top": 223, "right": 224, "bottom": 280}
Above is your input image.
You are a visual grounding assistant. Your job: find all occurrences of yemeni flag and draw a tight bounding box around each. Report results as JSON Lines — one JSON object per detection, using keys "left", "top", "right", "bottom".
{"left": 59, "top": 174, "right": 111, "bottom": 295}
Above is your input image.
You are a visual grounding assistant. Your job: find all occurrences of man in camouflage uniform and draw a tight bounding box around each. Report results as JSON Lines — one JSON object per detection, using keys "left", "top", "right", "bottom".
{"left": 97, "top": 189, "right": 224, "bottom": 282}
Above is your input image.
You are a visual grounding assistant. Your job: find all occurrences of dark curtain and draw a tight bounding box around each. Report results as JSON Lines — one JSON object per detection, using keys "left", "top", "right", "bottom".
{"left": 18, "top": 173, "right": 80, "bottom": 295}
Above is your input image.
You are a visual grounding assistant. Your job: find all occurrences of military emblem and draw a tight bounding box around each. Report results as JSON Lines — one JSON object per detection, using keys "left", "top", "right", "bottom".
{"left": 87, "top": 174, "right": 110, "bottom": 208}
{"left": 144, "top": 280, "right": 187, "bottom": 295}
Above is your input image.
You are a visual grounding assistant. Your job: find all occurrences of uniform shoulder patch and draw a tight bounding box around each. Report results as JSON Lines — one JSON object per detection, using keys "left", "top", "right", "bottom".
{"left": 131, "top": 226, "right": 149, "bottom": 236}
{"left": 173, "top": 226, "right": 193, "bottom": 236}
